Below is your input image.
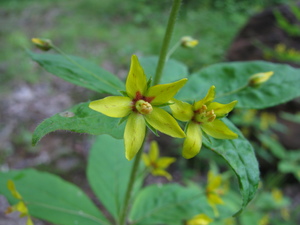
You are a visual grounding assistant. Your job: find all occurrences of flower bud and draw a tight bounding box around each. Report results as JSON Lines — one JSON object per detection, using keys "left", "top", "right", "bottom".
{"left": 248, "top": 71, "right": 274, "bottom": 87}
{"left": 135, "top": 100, "right": 153, "bottom": 115}
{"left": 181, "top": 36, "right": 198, "bottom": 48}
{"left": 31, "top": 38, "right": 52, "bottom": 51}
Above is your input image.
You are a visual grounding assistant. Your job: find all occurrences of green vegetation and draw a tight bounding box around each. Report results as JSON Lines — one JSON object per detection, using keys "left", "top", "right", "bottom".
{"left": 1, "top": 0, "right": 283, "bottom": 90}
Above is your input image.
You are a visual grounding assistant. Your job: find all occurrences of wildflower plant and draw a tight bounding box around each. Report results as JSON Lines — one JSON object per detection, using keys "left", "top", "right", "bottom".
{"left": 1, "top": 0, "right": 300, "bottom": 225}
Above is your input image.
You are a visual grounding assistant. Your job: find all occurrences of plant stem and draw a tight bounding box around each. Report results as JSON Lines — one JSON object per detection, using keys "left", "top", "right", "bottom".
{"left": 119, "top": 138, "right": 146, "bottom": 225}
{"left": 119, "top": 2, "right": 182, "bottom": 224}
{"left": 215, "top": 84, "right": 248, "bottom": 99}
{"left": 153, "top": 0, "right": 182, "bottom": 85}
{"left": 166, "top": 40, "right": 181, "bottom": 60}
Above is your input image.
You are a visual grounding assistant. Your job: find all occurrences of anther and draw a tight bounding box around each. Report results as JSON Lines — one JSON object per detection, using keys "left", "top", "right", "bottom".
{"left": 135, "top": 100, "right": 153, "bottom": 115}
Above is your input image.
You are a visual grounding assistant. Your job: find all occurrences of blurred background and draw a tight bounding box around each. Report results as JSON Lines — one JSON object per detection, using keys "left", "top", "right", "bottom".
{"left": 0, "top": 0, "right": 299, "bottom": 224}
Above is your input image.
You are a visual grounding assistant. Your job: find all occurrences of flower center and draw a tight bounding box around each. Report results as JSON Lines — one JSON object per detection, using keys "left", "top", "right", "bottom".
{"left": 135, "top": 100, "right": 153, "bottom": 115}
{"left": 194, "top": 105, "right": 216, "bottom": 124}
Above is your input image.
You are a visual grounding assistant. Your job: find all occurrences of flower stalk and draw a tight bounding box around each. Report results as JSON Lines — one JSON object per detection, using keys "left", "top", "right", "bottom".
{"left": 153, "top": 0, "right": 182, "bottom": 85}
{"left": 118, "top": 1, "right": 183, "bottom": 223}
{"left": 119, "top": 140, "right": 145, "bottom": 225}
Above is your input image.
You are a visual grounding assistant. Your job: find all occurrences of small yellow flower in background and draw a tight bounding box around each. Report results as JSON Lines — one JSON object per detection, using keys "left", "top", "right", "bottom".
{"left": 181, "top": 36, "right": 199, "bottom": 48}
{"left": 206, "top": 171, "right": 226, "bottom": 217}
{"left": 5, "top": 180, "right": 34, "bottom": 225}
{"left": 142, "top": 141, "right": 176, "bottom": 180}
{"left": 243, "top": 109, "right": 257, "bottom": 123}
{"left": 275, "top": 43, "right": 286, "bottom": 53}
{"left": 224, "top": 217, "right": 237, "bottom": 225}
{"left": 89, "top": 55, "right": 186, "bottom": 160}
{"left": 260, "top": 112, "right": 276, "bottom": 130}
{"left": 258, "top": 214, "right": 269, "bottom": 225}
{"left": 185, "top": 213, "right": 213, "bottom": 225}
{"left": 281, "top": 207, "right": 290, "bottom": 221}
{"left": 248, "top": 71, "right": 274, "bottom": 87}
{"left": 170, "top": 86, "right": 238, "bottom": 159}
{"left": 271, "top": 188, "right": 283, "bottom": 203}
{"left": 31, "top": 38, "right": 52, "bottom": 51}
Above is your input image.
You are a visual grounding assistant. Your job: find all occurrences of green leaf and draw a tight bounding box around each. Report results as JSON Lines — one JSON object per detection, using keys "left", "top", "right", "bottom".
{"left": 203, "top": 118, "right": 260, "bottom": 215}
{"left": 87, "top": 135, "right": 143, "bottom": 222}
{"left": 28, "top": 51, "right": 124, "bottom": 95}
{"left": 177, "top": 61, "right": 300, "bottom": 109}
{"left": 0, "top": 169, "right": 109, "bottom": 225}
{"left": 32, "top": 102, "right": 125, "bottom": 145}
{"left": 257, "top": 134, "right": 286, "bottom": 159}
{"left": 129, "top": 184, "right": 211, "bottom": 225}
{"left": 139, "top": 56, "right": 188, "bottom": 84}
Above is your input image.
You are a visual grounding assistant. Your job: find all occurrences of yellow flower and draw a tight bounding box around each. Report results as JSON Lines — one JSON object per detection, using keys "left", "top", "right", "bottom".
{"left": 258, "top": 214, "right": 269, "bottom": 225}
{"left": 31, "top": 38, "right": 52, "bottom": 51}
{"left": 89, "top": 55, "right": 186, "bottom": 160}
{"left": 281, "top": 208, "right": 290, "bottom": 221}
{"left": 271, "top": 188, "right": 283, "bottom": 203}
{"left": 181, "top": 36, "right": 199, "bottom": 48}
{"left": 248, "top": 71, "right": 274, "bottom": 87}
{"left": 142, "top": 141, "right": 176, "bottom": 180}
{"left": 170, "top": 86, "right": 238, "bottom": 158}
{"left": 5, "top": 180, "right": 34, "bottom": 225}
{"left": 206, "top": 171, "right": 225, "bottom": 216}
{"left": 259, "top": 112, "right": 276, "bottom": 130}
{"left": 185, "top": 213, "right": 213, "bottom": 225}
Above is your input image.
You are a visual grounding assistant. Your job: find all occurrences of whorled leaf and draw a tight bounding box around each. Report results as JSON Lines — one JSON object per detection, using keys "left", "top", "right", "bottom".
{"left": 87, "top": 135, "right": 143, "bottom": 222}
{"left": 177, "top": 61, "right": 300, "bottom": 109}
{"left": 28, "top": 51, "right": 124, "bottom": 95}
{"left": 0, "top": 169, "right": 109, "bottom": 225}
{"left": 203, "top": 118, "right": 260, "bottom": 215}
{"left": 129, "top": 184, "right": 211, "bottom": 225}
{"left": 32, "top": 102, "right": 125, "bottom": 145}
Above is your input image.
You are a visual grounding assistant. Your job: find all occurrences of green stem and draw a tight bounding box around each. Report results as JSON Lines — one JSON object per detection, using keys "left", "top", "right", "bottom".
{"left": 153, "top": 0, "right": 182, "bottom": 85}
{"left": 166, "top": 40, "right": 181, "bottom": 60}
{"left": 119, "top": 2, "right": 182, "bottom": 223}
{"left": 215, "top": 84, "right": 248, "bottom": 99}
{"left": 119, "top": 137, "right": 146, "bottom": 225}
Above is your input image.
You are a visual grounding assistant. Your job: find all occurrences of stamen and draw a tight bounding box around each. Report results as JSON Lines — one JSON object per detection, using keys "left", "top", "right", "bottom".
{"left": 135, "top": 100, "right": 153, "bottom": 115}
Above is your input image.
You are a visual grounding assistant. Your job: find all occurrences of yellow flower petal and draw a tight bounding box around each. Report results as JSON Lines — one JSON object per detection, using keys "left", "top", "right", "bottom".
{"left": 201, "top": 120, "right": 238, "bottom": 139}
{"left": 169, "top": 98, "right": 193, "bottom": 122}
{"left": 144, "top": 107, "right": 185, "bottom": 138}
{"left": 152, "top": 169, "right": 173, "bottom": 181}
{"left": 89, "top": 96, "right": 132, "bottom": 118}
{"left": 126, "top": 55, "right": 148, "bottom": 98}
{"left": 208, "top": 193, "right": 224, "bottom": 205}
{"left": 182, "top": 122, "right": 202, "bottom": 159}
{"left": 157, "top": 157, "right": 176, "bottom": 169}
{"left": 207, "top": 100, "right": 237, "bottom": 117}
{"left": 194, "top": 86, "right": 215, "bottom": 110}
{"left": 124, "top": 113, "right": 146, "bottom": 160}
{"left": 7, "top": 180, "right": 22, "bottom": 200}
{"left": 186, "top": 213, "right": 213, "bottom": 225}
{"left": 146, "top": 78, "right": 187, "bottom": 105}
{"left": 142, "top": 153, "right": 151, "bottom": 167}
{"left": 207, "top": 171, "right": 222, "bottom": 191}
{"left": 27, "top": 217, "right": 34, "bottom": 225}
{"left": 16, "top": 201, "right": 29, "bottom": 217}
{"left": 149, "top": 141, "right": 159, "bottom": 162}
{"left": 248, "top": 71, "right": 274, "bottom": 86}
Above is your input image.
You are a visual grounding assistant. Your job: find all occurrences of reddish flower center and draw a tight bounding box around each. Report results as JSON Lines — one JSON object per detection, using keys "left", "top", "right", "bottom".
{"left": 132, "top": 91, "right": 155, "bottom": 113}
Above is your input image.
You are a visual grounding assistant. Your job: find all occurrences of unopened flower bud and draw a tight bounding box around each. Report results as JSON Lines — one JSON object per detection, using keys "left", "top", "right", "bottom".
{"left": 248, "top": 71, "right": 274, "bottom": 87}
{"left": 135, "top": 100, "right": 153, "bottom": 115}
{"left": 31, "top": 38, "right": 52, "bottom": 51}
{"left": 181, "top": 36, "right": 198, "bottom": 48}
